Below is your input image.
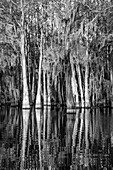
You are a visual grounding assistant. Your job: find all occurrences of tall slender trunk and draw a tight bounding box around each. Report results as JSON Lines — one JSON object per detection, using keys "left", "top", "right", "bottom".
{"left": 43, "top": 71, "right": 47, "bottom": 105}
{"left": 66, "top": 72, "right": 74, "bottom": 107}
{"left": 21, "top": 0, "right": 29, "bottom": 108}
{"left": 110, "top": 70, "right": 113, "bottom": 106}
{"left": 76, "top": 64, "right": 84, "bottom": 106}
{"left": 85, "top": 64, "right": 89, "bottom": 106}
{"left": 92, "top": 81, "right": 95, "bottom": 105}
{"left": 70, "top": 56, "right": 79, "bottom": 106}
{"left": 47, "top": 73, "right": 51, "bottom": 105}
{"left": 58, "top": 75, "right": 62, "bottom": 103}
{"left": 36, "top": 29, "right": 43, "bottom": 107}
{"left": 89, "top": 71, "right": 93, "bottom": 105}
{"left": 84, "top": 24, "right": 89, "bottom": 107}
{"left": 110, "top": 46, "right": 113, "bottom": 105}
{"left": 31, "top": 71, "right": 35, "bottom": 104}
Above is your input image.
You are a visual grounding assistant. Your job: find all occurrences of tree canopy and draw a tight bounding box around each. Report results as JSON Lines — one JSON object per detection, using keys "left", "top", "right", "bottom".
{"left": 0, "top": 0, "right": 113, "bottom": 107}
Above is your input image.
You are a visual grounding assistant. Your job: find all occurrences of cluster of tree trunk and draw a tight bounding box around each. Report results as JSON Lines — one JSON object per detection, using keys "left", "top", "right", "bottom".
{"left": 0, "top": 0, "right": 113, "bottom": 107}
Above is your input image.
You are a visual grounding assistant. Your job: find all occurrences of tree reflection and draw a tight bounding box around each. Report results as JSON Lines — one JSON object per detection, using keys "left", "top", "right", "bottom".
{"left": 0, "top": 106, "right": 113, "bottom": 169}
{"left": 35, "top": 108, "right": 42, "bottom": 169}
{"left": 0, "top": 107, "right": 22, "bottom": 169}
{"left": 21, "top": 109, "right": 30, "bottom": 169}
{"left": 71, "top": 108, "right": 112, "bottom": 169}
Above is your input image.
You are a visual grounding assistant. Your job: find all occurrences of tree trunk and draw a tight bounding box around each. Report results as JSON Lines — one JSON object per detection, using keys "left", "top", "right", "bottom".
{"left": 85, "top": 64, "right": 89, "bottom": 106}
{"left": 21, "top": 0, "right": 29, "bottom": 108}
{"left": 76, "top": 64, "right": 84, "bottom": 106}
{"left": 47, "top": 73, "right": 51, "bottom": 105}
{"left": 43, "top": 71, "right": 47, "bottom": 105}
{"left": 36, "top": 30, "right": 43, "bottom": 107}
{"left": 84, "top": 24, "right": 89, "bottom": 107}
{"left": 110, "top": 70, "right": 113, "bottom": 106}
{"left": 31, "top": 71, "right": 35, "bottom": 105}
{"left": 66, "top": 72, "right": 74, "bottom": 107}
{"left": 70, "top": 56, "right": 79, "bottom": 106}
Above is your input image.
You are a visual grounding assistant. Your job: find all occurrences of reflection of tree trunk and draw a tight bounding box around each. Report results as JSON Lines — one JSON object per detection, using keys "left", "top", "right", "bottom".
{"left": 66, "top": 114, "right": 73, "bottom": 147}
{"left": 78, "top": 108, "right": 84, "bottom": 148}
{"left": 49, "top": 166, "right": 52, "bottom": 170}
{"left": 72, "top": 110, "right": 80, "bottom": 163}
{"left": 85, "top": 109, "right": 90, "bottom": 149}
{"left": 89, "top": 113, "right": 93, "bottom": 144}
{"left": 43, "top": 107, "right": 47, "bottom": 140}
{"left": 47, "top": 107, "right": 51, "bottom": 139}
{"left": 72, "top": 110, "right": 79, "bottom": 147}
{"left": 21, "top": 109, "right": 29, "bottom": 169}
{"left": 36, "top": 109, "right": 42, "bottom": 169}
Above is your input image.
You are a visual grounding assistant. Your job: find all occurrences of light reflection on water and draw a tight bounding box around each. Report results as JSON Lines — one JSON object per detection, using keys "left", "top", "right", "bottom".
{"left": 0, "top": 106, "right": 113, "bottom": 169}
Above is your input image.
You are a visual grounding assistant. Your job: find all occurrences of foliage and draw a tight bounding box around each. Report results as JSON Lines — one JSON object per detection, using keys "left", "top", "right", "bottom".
{"left": 0, "top": 0, "right": 113, "bottom": 105}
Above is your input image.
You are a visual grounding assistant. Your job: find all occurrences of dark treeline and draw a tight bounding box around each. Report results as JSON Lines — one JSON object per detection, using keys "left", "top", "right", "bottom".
{"left": 0, "top": 0, "right": 113, "bottom": 107}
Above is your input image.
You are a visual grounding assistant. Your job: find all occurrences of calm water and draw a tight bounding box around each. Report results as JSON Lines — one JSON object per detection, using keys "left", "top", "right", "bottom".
{"left": 0, "top": 106, "right": 113, "bottom": 170}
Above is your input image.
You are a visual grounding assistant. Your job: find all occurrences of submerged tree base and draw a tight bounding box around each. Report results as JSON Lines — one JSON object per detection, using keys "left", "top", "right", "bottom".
{"left": 22, "top": 105, "right": 30, "bottom": 109}
{"left": 22, "top": 101, "right": 30, "bottom": 109}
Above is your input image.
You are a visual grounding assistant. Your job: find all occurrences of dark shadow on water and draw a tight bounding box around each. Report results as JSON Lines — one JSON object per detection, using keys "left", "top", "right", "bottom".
{"left": 0, "top": 105, "right": 113, "bottom": 169}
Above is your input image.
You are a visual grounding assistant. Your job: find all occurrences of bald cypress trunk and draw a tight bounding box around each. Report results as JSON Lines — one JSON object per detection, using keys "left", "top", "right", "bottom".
{"left": 76, "top": 64, "right": 84, "bottom": 106}
{"left": 47, "top": 73, "right": 51, "bottom": 105}
{"left": 36, "top": 30, "right": 43, "bottom": 107}
{"left": 66, "top": 71, "right": 74, "bottom": 108}
{"left": 21, "top": 0, "right": 29, "bottom": 108}
{"left": 43, "top": 71, "right": 47, "bottom": 105}
{"left": 110, "top": 70, "right": 113, "bottom": 106}
{"left": 85, "top": 64, "right": 89, "bottom": 106}
{"left": 70, "top": 55, "right": 79, "bottom": 106}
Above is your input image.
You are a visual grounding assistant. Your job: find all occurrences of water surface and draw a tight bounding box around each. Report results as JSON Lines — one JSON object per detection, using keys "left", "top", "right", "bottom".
{"left": 0, "top": 106, "right": 113, "bottom": 169}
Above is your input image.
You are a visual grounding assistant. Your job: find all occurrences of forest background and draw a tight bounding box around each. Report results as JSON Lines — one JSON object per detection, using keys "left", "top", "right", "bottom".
{"left": 0, "top": 0, "right": 113, "bottom": 108}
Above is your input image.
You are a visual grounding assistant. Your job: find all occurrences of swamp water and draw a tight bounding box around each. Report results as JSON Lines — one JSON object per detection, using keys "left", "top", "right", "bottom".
{"left": 0, "top": 106, "right": 113, "bottom": 170}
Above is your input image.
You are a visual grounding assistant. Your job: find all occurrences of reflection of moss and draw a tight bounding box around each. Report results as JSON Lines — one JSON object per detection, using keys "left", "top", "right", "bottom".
{"left": 0, "top": 146, "right": 17, "bottom": 170}
{"left": 1, "top": 158, "right": 16, "bottom": 170}
{"left": 0, "top": 127, "right": 17, "bottom": 169}
{"left": 1, "top": 158, "right": 8, "bottom": 169}
{"left": 4, "top": 137, "right": 15, "bottom": 149}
